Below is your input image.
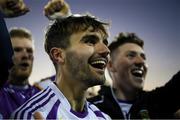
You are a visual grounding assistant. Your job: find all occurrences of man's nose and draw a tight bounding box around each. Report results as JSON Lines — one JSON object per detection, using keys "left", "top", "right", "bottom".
{"left": 135, "top": 55, "right": 145, "bottom": 66}
{"left": 96, "top": 43, "right": 110, "bottom": 57}
{"left": 21, "top": 49, "right": 32, "bottom": 59}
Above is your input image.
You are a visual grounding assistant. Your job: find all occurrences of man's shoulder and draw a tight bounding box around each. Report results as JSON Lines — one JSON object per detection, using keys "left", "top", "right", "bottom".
{"left": 0, "top": 83, "right": 13, "bottom": 95}
{"left": 87, "top": 102, "right": 111, "bottom": 120}
{"left": 11, "top": 87, "right": 57, "bottom": 119}
{"left": 88, "top": 95, "right": 104, "bottom": 104}
{"left": 88, "top": 85, "right": 112, "bottom": 105}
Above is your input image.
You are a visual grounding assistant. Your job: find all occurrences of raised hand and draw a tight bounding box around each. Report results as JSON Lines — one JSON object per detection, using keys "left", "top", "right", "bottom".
{"left": 0, "top": 0, "right": 29, "bottom": 18}
{"left": 44, "top": 0, "right": 71, "bottom": 20}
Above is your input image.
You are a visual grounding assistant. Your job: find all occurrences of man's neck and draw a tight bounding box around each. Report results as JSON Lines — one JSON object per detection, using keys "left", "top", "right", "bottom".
{"left": 113, "top": 86, "right": 138, "bottom": 101}
{"left": 56, "top": 75, "right": 87, "bottom": 112}
{"left": 8, "top": 76, "right": 29, "bottom": 86}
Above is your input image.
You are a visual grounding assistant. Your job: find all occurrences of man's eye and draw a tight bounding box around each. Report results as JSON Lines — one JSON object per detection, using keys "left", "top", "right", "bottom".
{"left": 103, "top": 39, "right": 108, "bottom": 46}
{"left": 14, "top": 47, "right": 22, "bottom": 52}
{"left": 84, "top": 39, "right": 96, "bottom": 45}
{"left": 127, "top": 53, "right": 136, "bottom": 58}
{"left": 27, "top": 48, "right": 33, "bottom": 54}
{"left": 141, "top": 54, "right": 146, "bottom": 60}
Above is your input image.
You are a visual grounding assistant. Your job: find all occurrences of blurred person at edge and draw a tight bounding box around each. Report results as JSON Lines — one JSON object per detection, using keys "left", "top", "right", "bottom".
{"left": 0, "top": 28, "right": 41, "bottom": 119}
{"left": 0, "top": 0, "right": 29, "bottom": 88}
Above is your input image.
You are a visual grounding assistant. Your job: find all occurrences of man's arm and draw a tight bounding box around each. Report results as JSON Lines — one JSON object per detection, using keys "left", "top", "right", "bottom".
{"left": 149, "top": 71, "right": 180, "bottom": 113}
{"left": 0, "top": 13, "right": 13, "bottom": 87}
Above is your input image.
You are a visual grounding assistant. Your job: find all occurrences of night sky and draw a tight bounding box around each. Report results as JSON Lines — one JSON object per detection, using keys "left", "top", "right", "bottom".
{"left": 5, "top": 0, "right": 180, "bottom": 90}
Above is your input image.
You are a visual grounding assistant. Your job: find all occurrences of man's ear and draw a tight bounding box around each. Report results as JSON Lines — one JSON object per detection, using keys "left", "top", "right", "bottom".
{"left": 50, "top": 47, "right": 65, "bottom": 64}
{"left": 107, "top": 59, "right": 116, "bottom": 72}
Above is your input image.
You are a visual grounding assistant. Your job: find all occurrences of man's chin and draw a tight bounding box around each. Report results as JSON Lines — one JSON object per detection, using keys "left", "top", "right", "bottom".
{"left": 132, "top": 78, "right": 144, "bottom": 89}
{"left": 134, "top": 84, "right": 144, "bottom": 91}
{"left": 87, "top": 77, "right": 105, "bottom": 88}
{"left": 17, "top": 73, "right": 30, "bottom": 79}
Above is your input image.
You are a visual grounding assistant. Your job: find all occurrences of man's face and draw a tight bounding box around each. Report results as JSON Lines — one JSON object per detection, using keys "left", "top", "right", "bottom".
{"left": 64, "top": 27, "right": 110, "bottom": 88}
{"left": 10, "top": 37, "right": 34, "bottom": 80}
{"left": 110, "top": 43, "right": 148, "bottom": 92}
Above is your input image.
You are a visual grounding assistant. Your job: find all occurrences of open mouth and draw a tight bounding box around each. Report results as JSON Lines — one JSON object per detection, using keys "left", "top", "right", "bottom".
{"left": 131, "top": 69, "right": 144, "bottom": 78}
{"left": 89, "top": 59, "right": 107, "bottom": 70}
{"left": 20, "top": 63, "right": 30, "bottom": 68}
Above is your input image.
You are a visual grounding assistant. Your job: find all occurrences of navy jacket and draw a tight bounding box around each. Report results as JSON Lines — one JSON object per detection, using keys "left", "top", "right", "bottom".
{"left": 88, "top": 71, "right": 180, "bottom": 119}
{"left": 0, "top": 12, "right": 14, "bottom": 87}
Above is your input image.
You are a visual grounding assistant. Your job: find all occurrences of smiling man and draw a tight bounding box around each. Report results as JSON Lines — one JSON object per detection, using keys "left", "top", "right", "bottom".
{"left": 108, "top": 33, "right": 147, "bottom": 94}
{"left": 88, "top": 32, "right": 180, "bottom": 119}
{"left": 0, "top": 28, "right": 40, "bottom": 119}
{"left": 12, "top": 14, "right": 111, "bottom": 120}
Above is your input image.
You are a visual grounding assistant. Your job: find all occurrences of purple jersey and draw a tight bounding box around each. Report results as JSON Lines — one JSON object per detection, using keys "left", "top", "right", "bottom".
{"left": 12, "top": 82, "right": 111, "bottom": 120}
{"left": 36, "top": 75, "right": 56, "bottom": 89}
{"left": 0, "top": 83, "right": 40, "bottom": 119}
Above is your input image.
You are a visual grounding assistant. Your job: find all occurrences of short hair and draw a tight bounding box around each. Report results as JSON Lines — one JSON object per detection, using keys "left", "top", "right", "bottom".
{"left": 45, "top": 14, "right": 109, "bottom": 54}
{"left": 9, "top": 27, "right": 32, "bottom": 40}
{"left": 108, "top": 32, "right": 144, "bottom": 56}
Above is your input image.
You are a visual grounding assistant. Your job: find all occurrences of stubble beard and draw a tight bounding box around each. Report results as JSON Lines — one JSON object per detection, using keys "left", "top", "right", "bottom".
{"left": 66, "top": 51, "right": 105, "bottom": 88}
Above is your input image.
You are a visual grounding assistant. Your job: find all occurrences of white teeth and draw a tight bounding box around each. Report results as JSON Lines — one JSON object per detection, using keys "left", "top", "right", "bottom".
{"left": 91, "top": 61, "right": 106, "bottom": 65}
{"left": 132, "top": 70, "right": 143, "bottom": 75}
